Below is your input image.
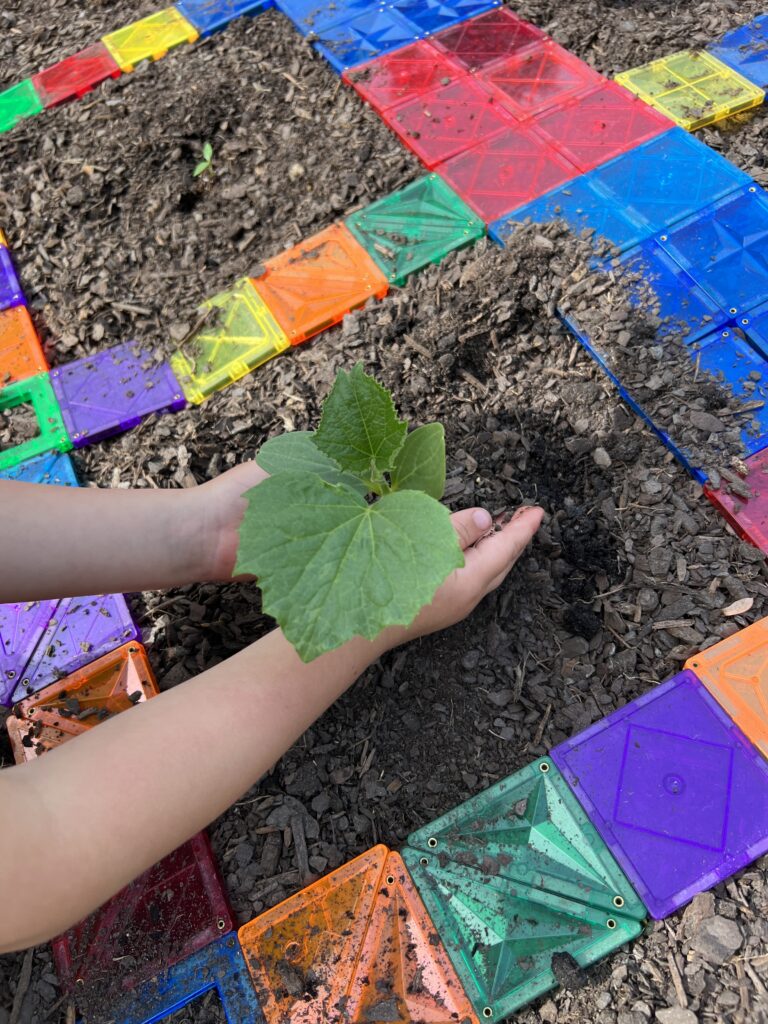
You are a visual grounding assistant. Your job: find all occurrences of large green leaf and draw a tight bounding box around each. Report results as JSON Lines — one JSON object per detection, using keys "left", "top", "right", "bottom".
{"left": 390, "top": 423, "right": 446, "bottom": 500}
{"left": 314, "top": 363, "right": 407, "bottom": 484}
{"left": 235, "top": 472, "right": 463, "bottom": 661}
{"left": 256, "top": 431, "right": 368, "bottom": 497}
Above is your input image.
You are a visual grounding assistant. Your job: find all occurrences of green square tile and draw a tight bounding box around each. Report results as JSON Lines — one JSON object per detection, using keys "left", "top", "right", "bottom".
{"left": 0, "top": 373, "right": 71, "bottom": 471}
{"left": 345, "top": 174, "right": 485, "bottom": 287}
{"left": 0, "top": 79, "right": 42, "bottom": 134}
{"left": 403, "top": 758, "right": 647, "bottom": 1021}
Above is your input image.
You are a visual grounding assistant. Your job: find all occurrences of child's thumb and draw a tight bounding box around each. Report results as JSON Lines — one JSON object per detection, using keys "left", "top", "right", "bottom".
{"left": 450, "top": 507, "right": 493, "bottom": 551}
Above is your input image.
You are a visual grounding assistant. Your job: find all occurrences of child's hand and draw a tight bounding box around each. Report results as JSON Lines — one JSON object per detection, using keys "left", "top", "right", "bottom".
{"left": 195, "top": 461, "right": 269, "bottom": 581}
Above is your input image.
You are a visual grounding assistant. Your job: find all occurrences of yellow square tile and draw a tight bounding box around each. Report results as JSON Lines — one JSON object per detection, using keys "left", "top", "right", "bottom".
{"left": 102, "top": 8, "right": 199, "bottom": 73}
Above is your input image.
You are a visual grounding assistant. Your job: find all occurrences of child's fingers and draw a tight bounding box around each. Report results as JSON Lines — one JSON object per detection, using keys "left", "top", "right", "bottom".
{"left": 465, "top": 506, "right": 544, "bottom": 589}
{"left": 449, "top": 507, "right": 494, "bottom": 552}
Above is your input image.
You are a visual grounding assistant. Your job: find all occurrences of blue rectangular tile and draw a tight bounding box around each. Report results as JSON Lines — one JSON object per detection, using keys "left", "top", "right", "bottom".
{"left": 314, "top": 7, "right": 423, "bottom": 72}
{"left": 709, "top": 15, "right": 768, "bottom": 90}
{"left": 0, "top": 451, "right": 79, "bottom": 486}
{"left": 276, "top": 0, "right": 386, "bottom": 35}
{"left": 739, "top": 299, "right": 768, "bottom": 359}
{"left": 392, "top": 0, "right": 499, "bottom": 36}
{"left": 696, "top": 326, "right": 768, "bottom": 457}
{"left": 175, "top": 0, "right": 273, "bottom": 36}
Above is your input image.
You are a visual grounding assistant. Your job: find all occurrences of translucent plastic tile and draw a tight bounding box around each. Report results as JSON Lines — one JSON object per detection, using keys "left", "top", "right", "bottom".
{"left": 53, "top": 833, "right": 234, "bottom": 1016}
{"left": 534, "top": 81, "right": 673, "bottom": 174}
{"left": 253, "top": 223, "right": 389, "bottom": 344}
{"left": 343, "top": 40, "right": 465, "bottom": 115}
{"left": 175, "top": 0, "right": 272, "bottom": 37}
{"left": 0, "top": 306, "right": 47, "bottom": 386}
{"left": 742, "top": 300, "right": 768, "bottom": 360}
{"left": 0, "top": 245, "right": 24, "bottom": 312}
{"left": 0, "top": 451, "right": 79, "bottom": 487}
{"left": 239, "top": 846, "right": 388, "bottom": 1022}
{"left": 431, "top": 7, "right": 545, "bottom": 72}
{"left": 314, "top": 8, "right": 423, "bottom": 74}
{"left": 710, "top": 15, "right": 768, "bottom": 91}
{"left": 704, "top": 446, "right": 768, "bottom": 556}
{"left": 0, "top": 373, "right": 71, "bottom": 473}
{"left": 50, "top": 341, "right": 186, "bottom": 447}
{"left": 277, "top": 0, "right": 386, "bottom": 35}
{"left": 392, "top": 0, "right": 500, "bottom": 37}
{"left": 694, "top": 327, "right": 768, "bottom": 457}
{"left": 656, "top": 184, "right": 768, "bottom": 318}
{"left": 115, "top": 933, "right": 265, "bottom": 1024}
{"left": 7, "top": 642, "right": 157, "bottom": 764}
{"left": 31, "top": 43, "right": 121, "bottom": 108}
{"left": 11, "top": 593, "right": 139, "bottom": 704}
{"left": 616, "top": 49, "right": 764, "bottom": 132}
{"left": 170, "top": 278, "right": 289, "bottom": 405}
{"left": 0, "top": 79, "right": 42, "bottom": 134}
{"left": 403, "top": 760, "right": 646, "bottom": 1020}
{"left": 102, "top": 8, "right": 200, "bottom": 73}
{"left": 0, "top": 600, "right": 57, "bottom": 707}
{"left": 384, "top": 77, "right": 514, "bottom": 168}
{"left": 552, "top": 670, "right": 768, "bottom": 919}
{"left": 437, "top": 124, "right": 578, "bottom": 224}
{"left": 479, "top": 40, "right": 603, "bottom": 119}
{"left": 346, "top": 173, "right": 484, "bottom": 285}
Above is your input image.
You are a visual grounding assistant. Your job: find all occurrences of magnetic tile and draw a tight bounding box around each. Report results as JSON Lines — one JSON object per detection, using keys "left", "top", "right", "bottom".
{"left": 7, "top": 642, "right": 157, "bottom": 764}
{"left": 0, "top": 451, "right": 79, "bottom": 487}
{"left": 0, "top": 306, "right": 47, "bottom": 387}
{"left": 383, "top": 77, "right": 515, "bottom": 168}
{"left": 403, "top": 760, "right": 646, "bottom": 1020}
{"left": 656, "top": 184, "right": 768, "bottom": 318}
{"left": 31, "top": 43, "right": 121, "bottom": 108}
{"left": 314, "top": 8, "right": 423, "bottom": 74}
{"left": 479, "top": 40, "right": 603, "bottom": 119}
{"left": 0, "top": 79, "right": 42, "bottom": 134}
{"left": 53, "top": 833, "right": 235, "bottom": 1016}
{"left": 102, "top": 8, "right": 200, "bottom": 73}
{"left": 0, "top": 245, "right": 25, "bottom": 312}
{"left": 0, "top": 601, "right": 58, "bottom": 708}
{"left": 50, "top": 341, "right": 186, "bottom": 447}
{"left": 392, "top": 0, "right": 500, "bottom": 37}
{"left": 709, "top": 14, "right": 768, "bottom": 90}
{"left": 704, "top": 449, "right": 768, "bottom": 556}
{"left": 616, "top": 49, "right": 764, "bottom": 132}
{"left": 175, "top": 0, "right": 273, "bottom": 36}
{"left": 431, "top": 7, "right": 545, "bottom": 72}
{"left": 239, "top": 846, "right": 388, "bottom": 1022}
{"left": 694, "top": 327, "right": 768, "bottom": 457}
{"left": 437, "top": 124, "right": 578, "bottom": 224}
{"left": 170, "top": 278, "right": 289, "bottom": 405}
{"left": 114, "top": 933, "right": 265, "bottom": 1024}
{"left": 534, "top": 81, "right": 673, "bottom": 174}
{"left": 10, "top": 592, "right": 139, "bottom": 704}
{"left": 0, "top": 229, "right": 7, "bottom": 247}
{"left": 552, "top": 670, "right": 768, "bottom": 919}
{"left": 276, "top": 0, "right": 386, "bottom": 35}
{"left": 252, "top": 223, "right": 389, "bottom": 344}
{"left": 0, "top": 373, "right": 71, "bottom": 473}
{"left": 741, "top": 299, "right": 768, "bottom": 359}
{"left": 346, "top": 173, "right": 485, "bottom": 285}
{"left": 344, "top": 40, "right": 465, "bottom": 115}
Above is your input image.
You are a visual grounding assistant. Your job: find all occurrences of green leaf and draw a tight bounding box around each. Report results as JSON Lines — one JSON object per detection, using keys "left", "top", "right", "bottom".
{"left": 193, "top": 160, "right": 208, "bottom": 178}
{"left": 203, "top": 141, "right": 213, "bottom": 160}
{"left": 314, "top": 363, "right": 407, "bottom": 484}
{"left": 256, "top": 431, "right": 368, "bottom": 497}
{"left": 390, "top": 423, "right": 446, "bottom": 499}
{"left": 235, "top": 472, "right": 463, "bottom": 661}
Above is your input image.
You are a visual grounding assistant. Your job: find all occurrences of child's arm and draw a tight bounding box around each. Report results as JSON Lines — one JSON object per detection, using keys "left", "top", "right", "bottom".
{"left": 0, "top": 505, "right": 542, "bottom": 953}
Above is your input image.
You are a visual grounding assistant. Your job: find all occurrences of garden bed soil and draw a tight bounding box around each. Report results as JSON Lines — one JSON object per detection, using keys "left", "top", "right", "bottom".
{"left": 3, "top": 3, "right": 768, "bottom": 1023}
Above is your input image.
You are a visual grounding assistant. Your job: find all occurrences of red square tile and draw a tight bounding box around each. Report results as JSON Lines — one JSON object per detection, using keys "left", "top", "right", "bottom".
{"left": 343, "top": 40, "right": 465, "bottom": 114}
{"left": 479, "top": 40, "right": 603, "bottom": 119}
{"left": 432, "top": 7, "right": 545, "bottom": 72}
{"left": 533, "top": 80, "right": 673, "bottom": 173}
{"left": 437, "top": 124, "right": 578, "bottom": 223}
{"left": 705, "top": 449, "right": 768, "bottom": 556}
{"left": 32, "top": 42, "right": 121, "bottom": 108}
{"left": 383, "top": 77, "right": 516, "bottom": 168}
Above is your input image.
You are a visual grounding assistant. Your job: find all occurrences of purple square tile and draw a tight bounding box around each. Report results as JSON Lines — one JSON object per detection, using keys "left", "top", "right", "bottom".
{"left": 10, "top": 593, "right": 139, "bottom": 703}
{"left": 551, "top": 670, "right": 768, "bottom": 919}
{"left": 0, "top": 600, "right": 57, "bottom": 706}
{"left": 0, "top": 246, "right": 24, "bottom": 311}
{"left": 50, "top": 342, "right": 186, "bottom": 448}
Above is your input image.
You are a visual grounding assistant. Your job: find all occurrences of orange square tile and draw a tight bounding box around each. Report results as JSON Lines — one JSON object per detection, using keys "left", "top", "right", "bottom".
{"left": 0, "top": 305, "right": 47, "bottom": 386}
{"left": 7, "top": 642, "right": 157, "bottom": 763}
{"left": 686, "top": 617, "right": 768, "bottom": 759}
{"left": 252, "top": 223, "right": 389, "bottom": 345}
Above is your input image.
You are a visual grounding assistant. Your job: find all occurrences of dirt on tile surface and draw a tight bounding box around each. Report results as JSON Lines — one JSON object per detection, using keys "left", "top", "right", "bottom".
{"left": 4, "top": 2, "right": 768, "bottom": 1023}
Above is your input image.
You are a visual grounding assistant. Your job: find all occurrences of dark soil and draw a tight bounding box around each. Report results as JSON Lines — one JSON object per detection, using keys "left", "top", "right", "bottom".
{"left": 4, "top": 3, "right": 768, "bottom": 1024}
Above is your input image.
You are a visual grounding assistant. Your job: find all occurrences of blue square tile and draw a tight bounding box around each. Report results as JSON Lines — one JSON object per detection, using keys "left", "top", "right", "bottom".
{"left": 0, "top": 451, "right": 79, "bottom": 486}
{"left": 314, "top": 7, "right": 423, "bottom": 72}
{"left": 392, "top": 0, "right": 499, "bottom": 36}
{"left": 0, "top": 246, "right": 24, "bottom": 311}
{"left": 175, "top": 0, "right": 273, "bottom": 35}
{"left": 696, "top": 326, "right": 768, "bottom": 456}
{"left": 657, "top": 184, "right": 768, "bottom": 318}
{"left": 709, "top": 15, "right": 768, "bottom": 90}
{"left": 276, "top": 0, "right": 386, "bottom": 35}
{"left": 739, "top": 300, "right": 768, "bottom": 359}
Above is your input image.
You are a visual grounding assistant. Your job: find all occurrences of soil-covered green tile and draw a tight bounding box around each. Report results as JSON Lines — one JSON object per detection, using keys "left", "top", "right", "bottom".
{"left": 0, "top": 80, "right": 42, "bottom": 134}
{"left": 0, "top": 373, "right": 71, "bottom": 471}
{"left": 345, "top": 174, "right": 485, "bottom": 286}
{"left": 403, "top": 758, "right": 647, "bottom": 1020}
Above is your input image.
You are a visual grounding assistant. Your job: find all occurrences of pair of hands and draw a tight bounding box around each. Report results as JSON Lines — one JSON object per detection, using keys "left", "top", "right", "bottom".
{"left": 197, "top": 461, "right": 543, "bottom": 650}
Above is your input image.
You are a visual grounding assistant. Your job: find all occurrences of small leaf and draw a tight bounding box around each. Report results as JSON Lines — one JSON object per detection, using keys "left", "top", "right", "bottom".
{"left": 256, "top": 431, "right": 368, "bottom": 496}
{"left": 722, "top": 596, "right": 754, "bottom": 617}
{"left": 235, "top": 472, "right": 463, "bottom": 661}
{"left": 193, "top": 161, "right": 207, "bottom": 177}
{"left": 315, "top": 363, "right": 407, "bottom": 483}
{"left": 390, "top": 423, "right": 446, "bottom": 499}
{"left": 203, "top": 141, "right": 213, "bottom": 160}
